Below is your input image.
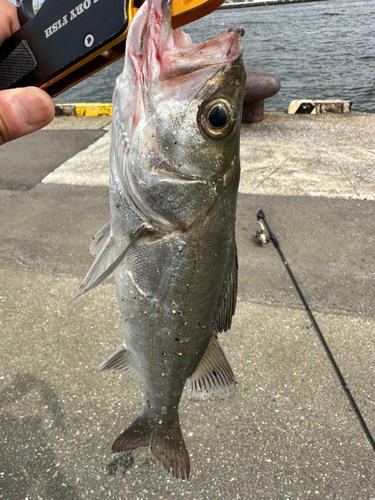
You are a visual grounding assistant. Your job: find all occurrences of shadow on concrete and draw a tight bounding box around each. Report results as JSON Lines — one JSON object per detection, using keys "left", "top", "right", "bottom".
{"left": 0, "top": 130, "right": 105, "bottom": 191}
{"left": 0, "top": 374, "right": 78, "bottom": 500}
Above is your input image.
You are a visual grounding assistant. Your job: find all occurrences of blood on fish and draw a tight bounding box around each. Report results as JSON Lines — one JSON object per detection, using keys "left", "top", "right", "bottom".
{"left": 132, "top": 114, "right": 137, "bottom": 130}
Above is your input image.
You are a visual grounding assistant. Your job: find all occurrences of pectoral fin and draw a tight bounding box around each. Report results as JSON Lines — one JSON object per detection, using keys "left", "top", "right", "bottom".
{"left": 89, "top": 221, "right": 111, "bottom": 256}
{"left": 73, "top": 225, "right": 147, "bottom": 300}
{"left": 186, "top": 335, "right": 236, "bottom": 400}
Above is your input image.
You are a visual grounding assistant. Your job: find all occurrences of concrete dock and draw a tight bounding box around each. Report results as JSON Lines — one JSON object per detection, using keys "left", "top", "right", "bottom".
{"left": 1, "top": 112, "right": 375, "bottom": 499}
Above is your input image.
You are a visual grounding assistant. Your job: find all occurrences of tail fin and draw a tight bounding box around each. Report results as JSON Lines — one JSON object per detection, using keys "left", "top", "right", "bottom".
{"left": 112, "top": 405, "right": 151, "bottom": 451}
{"left": 112, "top": 405, "right": 190, "bottom": 480}
{"left": 150, "top": 422, "right": 190, "bottom": 480}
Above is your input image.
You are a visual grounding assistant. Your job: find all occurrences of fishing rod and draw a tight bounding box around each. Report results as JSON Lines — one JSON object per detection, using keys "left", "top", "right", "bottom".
{"left": 256, "top": 209, "right": 375, "bottom": 451}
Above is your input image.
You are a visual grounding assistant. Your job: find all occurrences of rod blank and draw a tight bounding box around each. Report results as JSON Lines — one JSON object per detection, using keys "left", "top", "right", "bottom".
{"left": 257, "top": 209, "right": 375, "bottom": 451}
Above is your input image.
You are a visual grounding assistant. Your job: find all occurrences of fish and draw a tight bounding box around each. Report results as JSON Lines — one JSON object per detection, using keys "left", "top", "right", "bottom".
{"left": 75, "top": 0, "right": 245, "bottom": 480}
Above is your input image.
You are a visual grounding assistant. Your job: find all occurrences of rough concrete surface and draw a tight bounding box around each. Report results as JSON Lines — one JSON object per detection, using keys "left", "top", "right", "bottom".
{"left": 240, "top": 113, "right": 375, "bottom": 200}
{"left": 1, "top": 113, "right": 375, "bottom": 500}
{"left": 0, "top": 130, "right": 106, "bottom": 191}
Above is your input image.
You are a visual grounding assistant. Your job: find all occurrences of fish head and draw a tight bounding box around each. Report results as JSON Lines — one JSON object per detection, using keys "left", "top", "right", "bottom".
{"left": 111, "top": 0, "right": 246, "bottom": 228}
{"left": 155, "top": 45, "right": 245, "bottom": 180}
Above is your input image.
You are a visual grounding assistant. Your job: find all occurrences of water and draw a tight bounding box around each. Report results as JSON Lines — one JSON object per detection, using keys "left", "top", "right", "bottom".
{"left": 56, "top": 0, "right": 375, "bottom": 113}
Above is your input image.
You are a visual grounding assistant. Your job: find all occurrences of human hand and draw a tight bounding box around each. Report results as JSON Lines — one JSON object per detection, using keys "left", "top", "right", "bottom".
{"left": 0, "top": 0, "right": 55, "bottom": 145}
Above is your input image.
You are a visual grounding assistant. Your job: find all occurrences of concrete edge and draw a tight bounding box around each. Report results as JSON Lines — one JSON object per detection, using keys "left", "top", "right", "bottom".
{"left": 55, "top": 103, "right": 112, "bottom": 117}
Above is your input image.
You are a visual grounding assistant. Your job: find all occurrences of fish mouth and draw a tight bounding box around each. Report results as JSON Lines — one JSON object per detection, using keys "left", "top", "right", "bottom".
{"left": 127, "top": 0, "right": 245, "bottom": 89}
{"left": 159, "top": 26, "right": 245, "bottom": 81}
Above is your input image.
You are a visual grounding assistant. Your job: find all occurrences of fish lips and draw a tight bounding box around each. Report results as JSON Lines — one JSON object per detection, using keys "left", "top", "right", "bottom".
{"left": 160, "top": 26, "right": 245, "bottom": 82}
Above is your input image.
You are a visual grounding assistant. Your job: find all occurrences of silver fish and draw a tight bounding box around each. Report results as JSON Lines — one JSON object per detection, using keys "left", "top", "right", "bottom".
{"left": 75, "top": 0, "right": 245, "bottom": 480}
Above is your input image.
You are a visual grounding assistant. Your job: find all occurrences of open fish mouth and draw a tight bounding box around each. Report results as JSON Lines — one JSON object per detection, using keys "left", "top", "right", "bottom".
{"left": 159, "top": 25, "right": 245, "bottom": 81}
{"left": 126, "top": 0, "right": 245, "bottom": 117}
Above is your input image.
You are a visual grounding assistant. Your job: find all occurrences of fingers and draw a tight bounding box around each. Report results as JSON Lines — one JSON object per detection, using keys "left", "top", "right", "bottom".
{"left": 0, "top": 0, "right": 20, "bottom": 46}
{"left": 0, "top": 87, "right": 55, "bottom": 145}
{"left": 0, "top": 3, "right": 55, "bottom": 145}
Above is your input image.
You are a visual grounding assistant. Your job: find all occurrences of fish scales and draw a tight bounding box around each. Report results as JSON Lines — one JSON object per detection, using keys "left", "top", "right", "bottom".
{"left": 76, "top": 0, "right": 245, "bottom": 480}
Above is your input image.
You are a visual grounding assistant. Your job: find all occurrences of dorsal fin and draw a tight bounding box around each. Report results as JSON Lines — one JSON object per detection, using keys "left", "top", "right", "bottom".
{"left": 186, "top": 335, "right": 236, "bottom": 401}
{"left": 215, "top": 248, "right": 238, "bottom": 333}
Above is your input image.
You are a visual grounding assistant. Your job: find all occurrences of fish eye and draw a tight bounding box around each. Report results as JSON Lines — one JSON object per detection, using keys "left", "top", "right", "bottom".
{"left": 198, "top": 98, "right": 237, "bottom": 139}
{"left": 208, "top": 105, "right": 228, "bottom": 128}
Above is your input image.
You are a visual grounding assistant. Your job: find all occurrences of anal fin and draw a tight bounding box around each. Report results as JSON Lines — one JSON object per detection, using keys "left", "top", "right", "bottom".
{"left": 186, "top": 335, "right": 236, "bottom": 401}
{"left": 98, "top": 344, "right": 140, "bottom": 379}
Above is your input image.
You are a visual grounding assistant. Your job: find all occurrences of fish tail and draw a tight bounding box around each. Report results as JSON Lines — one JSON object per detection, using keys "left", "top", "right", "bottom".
{"left": 150, "top": 420, "right": 190, "bottom": 480}
{"left": 112, "top": 405, "right": 151, "bottom": 451}
{"left": 112, "top": 405, "right": 190, "bottom": 480}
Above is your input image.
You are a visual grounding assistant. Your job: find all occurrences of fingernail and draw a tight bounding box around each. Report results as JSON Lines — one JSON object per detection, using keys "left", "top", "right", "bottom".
{"left": 12, "top": 89, "right": 52, "bottom": 127}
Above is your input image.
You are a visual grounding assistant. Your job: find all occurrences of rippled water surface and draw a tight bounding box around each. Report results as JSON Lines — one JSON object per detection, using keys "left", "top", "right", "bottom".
{"left": 57, "top": 0, "right": 375, "bottom": 113}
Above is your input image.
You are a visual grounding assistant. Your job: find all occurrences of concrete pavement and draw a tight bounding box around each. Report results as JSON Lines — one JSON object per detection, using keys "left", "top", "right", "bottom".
{"left": 1, "top": 112, "right": 375, "bottom": 499}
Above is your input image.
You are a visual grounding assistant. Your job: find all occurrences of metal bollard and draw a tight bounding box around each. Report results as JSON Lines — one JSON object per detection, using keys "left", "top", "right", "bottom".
{"left": 242, "top": 67, "right": 281, "bottom": 123}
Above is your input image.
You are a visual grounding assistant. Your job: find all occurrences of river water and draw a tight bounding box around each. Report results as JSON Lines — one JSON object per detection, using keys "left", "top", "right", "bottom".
{"left": 56, "top": 0, "right": 375, "bottom": 113}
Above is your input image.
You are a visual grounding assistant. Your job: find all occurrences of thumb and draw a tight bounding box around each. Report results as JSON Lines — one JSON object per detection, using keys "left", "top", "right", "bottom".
{"left": 0, "top": 87, "right": 55, "bottom": 145}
